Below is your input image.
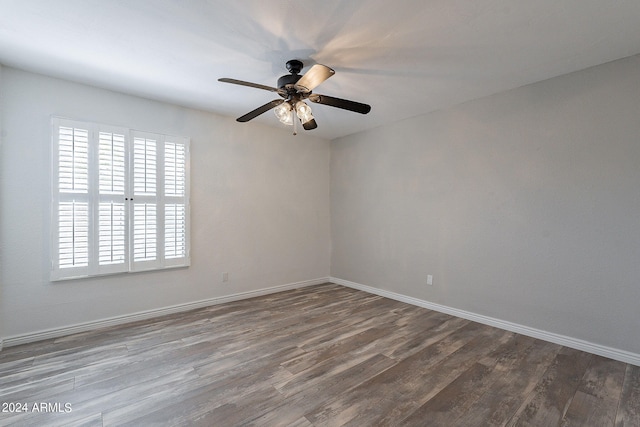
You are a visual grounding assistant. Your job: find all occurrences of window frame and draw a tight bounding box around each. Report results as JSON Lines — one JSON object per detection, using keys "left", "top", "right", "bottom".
{"left": 50, "top": 117, "right": 190, "bottom": 281}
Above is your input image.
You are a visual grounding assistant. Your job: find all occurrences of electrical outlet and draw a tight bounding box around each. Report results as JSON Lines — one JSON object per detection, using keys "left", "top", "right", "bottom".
{"left": 222, "top": 272, "right": 229, "bottom": 282}
{"left": 427, "top": 275, "right": 433, "bottom": 286}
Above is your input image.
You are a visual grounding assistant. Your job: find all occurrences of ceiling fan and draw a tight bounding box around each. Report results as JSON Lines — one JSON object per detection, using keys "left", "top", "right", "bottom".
{"left": 219, "top": 60, "right": 371, "bottom": 134}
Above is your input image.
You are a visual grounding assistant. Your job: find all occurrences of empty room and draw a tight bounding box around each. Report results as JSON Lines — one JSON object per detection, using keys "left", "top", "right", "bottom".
{"left": 1, "top": 1, "right": 639, "bottom": 426}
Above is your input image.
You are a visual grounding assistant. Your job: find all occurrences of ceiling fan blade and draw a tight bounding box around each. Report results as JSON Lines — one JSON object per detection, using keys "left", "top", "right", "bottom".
{"left": 219, "top": 78, "right": 283, "bottom": 94}
{"left": 237, "top": 100, "right": 284, "bottom": 122}
{"left": 308, "top": 94, "right": 371, "bottom": 114}
{"left": 302, "top": 118, "right": 318, "bottom": 131}
{"left": 294, "top": 64, "right": 335, "bottom": 92}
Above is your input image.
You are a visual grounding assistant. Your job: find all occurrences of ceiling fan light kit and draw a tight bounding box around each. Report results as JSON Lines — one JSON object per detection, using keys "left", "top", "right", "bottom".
{"left": 219, "top": 60, "right": 371, "bottom": 135}
{"left": 274, "top": 101, "right": 293, "bottom": 125}
{"left": 294, "top": 101, "right": 314, "bottom": 124}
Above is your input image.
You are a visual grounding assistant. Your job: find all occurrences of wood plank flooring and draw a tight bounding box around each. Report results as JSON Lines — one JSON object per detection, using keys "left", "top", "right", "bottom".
{"left": 0, "top": 283, "right": 638, "bottom": 426}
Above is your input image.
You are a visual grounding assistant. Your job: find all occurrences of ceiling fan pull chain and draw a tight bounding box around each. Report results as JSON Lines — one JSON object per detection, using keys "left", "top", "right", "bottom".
{"left": 292, "top": 108, "right": 297, "bottom": 136}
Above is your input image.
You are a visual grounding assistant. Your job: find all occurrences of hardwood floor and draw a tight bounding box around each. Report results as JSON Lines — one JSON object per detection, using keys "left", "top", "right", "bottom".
{"left": 1, "top": 283, "right": 638, "bottom": 426}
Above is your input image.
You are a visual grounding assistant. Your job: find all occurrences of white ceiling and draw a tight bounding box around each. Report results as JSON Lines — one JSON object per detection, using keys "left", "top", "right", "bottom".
{"left": 1, "top": 0, "right": 640, "bottom": 140}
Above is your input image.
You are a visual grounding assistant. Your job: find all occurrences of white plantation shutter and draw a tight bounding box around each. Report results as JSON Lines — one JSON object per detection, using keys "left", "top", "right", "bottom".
{"left": 52, "top": 118, "right": 189, "bottom": 280}
{"left": 163, "top": 141, "right": 188, "bottom": 264}
{"left": 52, "top": 121, "right": 92, "bottom": 279}
{"left": 131, "top": 134, "right": 159, "bottom": 270}
{"left": 130, "top": 132, "right": 190, "bottom": 271}
{"left": 96, "top": 128, "right": 128, "bottom": 275}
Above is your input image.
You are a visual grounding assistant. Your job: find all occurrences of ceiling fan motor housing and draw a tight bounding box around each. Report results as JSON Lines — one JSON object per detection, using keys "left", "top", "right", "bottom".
{"left": 277, "top": 73, "right": 302, "bottom": 92}
{"left": 278, "top": 60, "right": 304, "bottom": 94}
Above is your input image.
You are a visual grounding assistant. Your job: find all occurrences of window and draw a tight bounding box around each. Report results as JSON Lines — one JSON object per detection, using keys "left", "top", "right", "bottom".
{"left": 51, "top": 118, "right": 190, "bottom": 281}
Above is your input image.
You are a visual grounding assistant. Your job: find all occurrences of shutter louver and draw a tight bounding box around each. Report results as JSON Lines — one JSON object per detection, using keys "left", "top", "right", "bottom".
{"left": 134, "top": 137, "right": 157, "bottom": 196}
{"left": 165, "top": 142, "right": 185, "bottom": 197}
{"left": 58, "top": 201, "right": 89, "bottom": 268}
{"left": 58, "top": 126, "right": 89, "bottom": 193}
{"left": 99, "top": 202, "right": 126, "bottom": 265}
{"left": 99, "top": 132, "right": 126, "bottom": 194}
{"left": 134, "top": 203, "right": 157, "bottom": 262}
{"left": 165, "top": 204, "right": 186, "bottom": 258}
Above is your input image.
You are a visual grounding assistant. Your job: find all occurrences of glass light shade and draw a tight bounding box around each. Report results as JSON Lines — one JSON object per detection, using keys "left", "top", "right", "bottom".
{"left": 295, "top": 101, "right": 314, "bottom": 124}
{"left": 274, "top": 102, "right": 293, "bottom": 125}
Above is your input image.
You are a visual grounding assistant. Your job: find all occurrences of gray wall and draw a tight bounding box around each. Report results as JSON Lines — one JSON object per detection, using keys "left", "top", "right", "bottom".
{"left": 331, "top": 55, "right": 640, "bottom": 354}
{"left": 3, "top": 54, "right": 640, "bottom": 357}
{"left": 0, "top": 67, "right": 331, "bottom": 339}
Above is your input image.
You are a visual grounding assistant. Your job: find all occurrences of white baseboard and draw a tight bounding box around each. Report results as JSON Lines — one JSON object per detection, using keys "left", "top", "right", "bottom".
{"left": 330, "top": 277, "right": 640, "bottom": 367}
{"left": 2, "top": 277, "right": 330, "bottom": 349}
